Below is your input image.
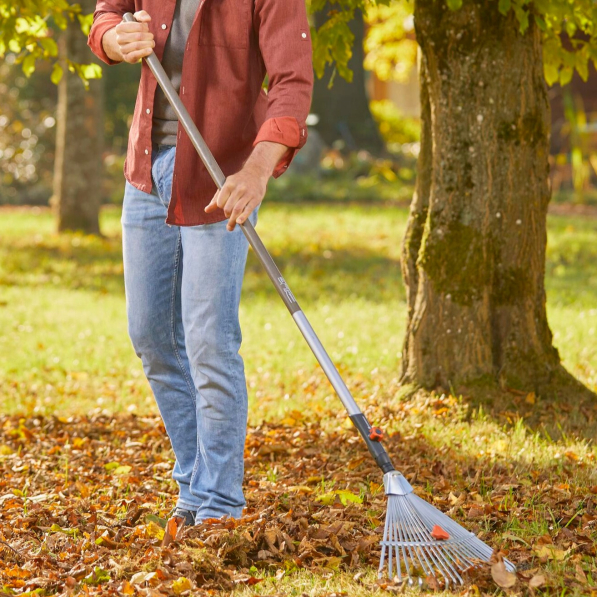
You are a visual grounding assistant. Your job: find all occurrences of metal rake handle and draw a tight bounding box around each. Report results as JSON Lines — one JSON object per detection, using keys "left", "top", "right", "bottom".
{"left": 123, "top": 12, "right": 395, "bottom": 475}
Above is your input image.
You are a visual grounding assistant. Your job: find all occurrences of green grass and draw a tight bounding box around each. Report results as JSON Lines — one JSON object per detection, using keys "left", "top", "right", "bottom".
{"left": 1, "top": 203, "right": 597, "bottom": 595}
{"left": 1, "top": 204, "right": 595, "bottom": 420}
{"left": 0, "top": 204, "right": 407, "bottom": 420}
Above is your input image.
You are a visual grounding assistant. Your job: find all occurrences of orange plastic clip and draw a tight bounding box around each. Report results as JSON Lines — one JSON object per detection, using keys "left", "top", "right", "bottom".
{"left": 431, "top": 525, "right": 450, "bottom": 540}
{"left": 369, "top": 427, "right": 384, "bottom": 441}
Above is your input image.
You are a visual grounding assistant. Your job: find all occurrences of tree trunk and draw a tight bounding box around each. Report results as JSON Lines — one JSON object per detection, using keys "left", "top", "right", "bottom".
{"left": 53, "top": 0, "right": 103, "bottom": 234}
{"left": 401, "top": 1, "right": 578, "bottom": 396}
{"left": 312, "top": 8, "right": 384, "bottom": 154}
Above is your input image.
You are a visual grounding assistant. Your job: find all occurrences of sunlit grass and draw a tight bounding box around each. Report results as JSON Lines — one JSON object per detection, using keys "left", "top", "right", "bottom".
{"left": 0, "top": 204, "right": 596, "bottom": 422}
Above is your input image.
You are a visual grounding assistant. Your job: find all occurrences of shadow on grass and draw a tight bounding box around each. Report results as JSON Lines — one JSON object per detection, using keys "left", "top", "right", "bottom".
{"left": 0, "top": 237, "right": 125, "bottom": 294}
{"left": 0, "top": 234, "right": 405, "bottom": 304}
{"left": 245, "top": 247, "right": 404, "bottom": 304}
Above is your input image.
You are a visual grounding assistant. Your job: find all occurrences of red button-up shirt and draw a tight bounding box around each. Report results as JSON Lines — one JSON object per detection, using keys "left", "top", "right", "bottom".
{"left": 88, "top": 0, "right": 313, "bottom": 226}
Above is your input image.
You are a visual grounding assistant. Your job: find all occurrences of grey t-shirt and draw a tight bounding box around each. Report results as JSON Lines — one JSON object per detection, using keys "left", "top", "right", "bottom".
{"left": 152, "top": 0, "right": 201, "bottom": 146}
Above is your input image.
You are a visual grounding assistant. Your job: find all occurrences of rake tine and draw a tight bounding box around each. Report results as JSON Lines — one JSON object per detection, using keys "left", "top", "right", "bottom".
{"left": 402, "top": 498, "right": 461, "bottom": 585}
{"left": 396, "top": 501, "right": 418, "bottom": 580}
{"left": 400, "top": 500, "right": 434, "bottom": 580}
{"left": 392, "top": 502, "right": 405, "bottom": 583}
{"left": 390, "top": 499, "right": 406, "bottom": 582}
{"left": 405, "top": 497, "right": 460, "bottom": 581}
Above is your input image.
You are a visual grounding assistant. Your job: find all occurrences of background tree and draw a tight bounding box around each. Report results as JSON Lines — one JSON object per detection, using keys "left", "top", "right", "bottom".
{"left": 311, "top": 5, "right": 384, "bottom": 153}
{"left": 0, "top": 0, "right": 102, "bottom": 233}
{"left": 53, "top": 0, "right": 103, "bottom": 234}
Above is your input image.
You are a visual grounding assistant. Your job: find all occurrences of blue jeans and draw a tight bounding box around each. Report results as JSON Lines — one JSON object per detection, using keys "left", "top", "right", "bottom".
{"left": 122, "top": 146, "right": 255, "bottom": 520}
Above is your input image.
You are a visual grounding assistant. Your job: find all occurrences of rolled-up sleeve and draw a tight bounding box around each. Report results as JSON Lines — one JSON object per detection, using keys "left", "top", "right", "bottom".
{"left": 253, "top": 0, "right": 314, "bottom": 177}
{"left": 88, "top": 1, "right": 134, "bottom": 65}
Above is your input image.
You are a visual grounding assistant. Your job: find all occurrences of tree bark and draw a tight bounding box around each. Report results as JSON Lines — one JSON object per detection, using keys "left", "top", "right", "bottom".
{"left": 312, "top": 8, "right": 384, "bottom": 154}
{"left": 53, "top": 0, "right": 103, "bottom": 234}
{"left": 401, "top": 0, "right": 577, "bottom": 395}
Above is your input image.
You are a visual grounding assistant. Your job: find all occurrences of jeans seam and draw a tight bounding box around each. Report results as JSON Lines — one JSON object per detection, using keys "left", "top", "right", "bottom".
{"left": 170, "top": 230, "right": 197, "bottom": 405}
{"left": 224, "top": 229, "right": 247, "bottom": 500}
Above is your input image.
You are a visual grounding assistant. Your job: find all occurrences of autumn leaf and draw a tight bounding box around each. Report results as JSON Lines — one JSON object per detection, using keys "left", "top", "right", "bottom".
{"left": 534, "top": 544, "right": 569, "bottom": 561}
{"left": 130, "top": 571, "right": 157, "bottom": 585}
{"left": 172, "top": 576, "right": 193, "bottom": 594}
{"left": 144, "top": 521, "right": 165, "bottom": 541}
{"left": 529, "top": 573, "right": 546, "bottom": 588}
{"left": 82, "top": 567, "right": 111, "bottom": 586}
{"left": 335, "top": 489, "right": 363, "bottom": 506}
{"left": 491, "top": 559, "right": 517, "bottom": 589}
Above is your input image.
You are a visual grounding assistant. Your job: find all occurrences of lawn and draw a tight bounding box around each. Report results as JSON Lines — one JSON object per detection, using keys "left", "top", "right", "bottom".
{"left": 1, "top": 203, "right": 596, "bottom": 420}
{"left": 1, "top": 202, "right": 597, "bottom": 596}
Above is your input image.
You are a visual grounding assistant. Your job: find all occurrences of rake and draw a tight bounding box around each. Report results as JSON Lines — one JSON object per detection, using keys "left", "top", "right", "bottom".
{"left": 123, "top": 13, "right": 515, "bottom": 585}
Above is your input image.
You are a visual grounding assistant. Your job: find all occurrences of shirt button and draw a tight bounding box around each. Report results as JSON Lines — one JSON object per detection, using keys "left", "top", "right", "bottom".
{"left": 146, "top": 108, "right": 150, "bottom": 114}
{"left": 145, "top": 149, "right": 149, "bottom": 155}
{"left": 161, "top": 24, "right": 167, "bottom": 30}
{"left": 301, "top": 32, "right": 307, "bottom": 39}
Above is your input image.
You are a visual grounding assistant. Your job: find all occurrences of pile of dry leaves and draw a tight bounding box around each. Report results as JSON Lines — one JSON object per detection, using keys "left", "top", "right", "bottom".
{"left": 0, "top": 411, "right": 595, "bottom": 596}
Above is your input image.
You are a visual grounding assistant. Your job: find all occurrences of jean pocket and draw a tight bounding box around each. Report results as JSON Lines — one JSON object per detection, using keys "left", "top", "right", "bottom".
{"left": 199, "top": 0, "right": 250, "bottom": 49}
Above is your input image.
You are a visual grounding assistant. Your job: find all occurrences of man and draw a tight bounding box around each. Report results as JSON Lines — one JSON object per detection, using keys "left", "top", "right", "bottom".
{"left": 88, "top": 1, "right": 313, "bottom": 528}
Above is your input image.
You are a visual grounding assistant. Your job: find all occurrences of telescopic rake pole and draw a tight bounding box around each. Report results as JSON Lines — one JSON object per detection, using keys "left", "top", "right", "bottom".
{"left": 123, "top": 12, "right": 515, "bottom": 585}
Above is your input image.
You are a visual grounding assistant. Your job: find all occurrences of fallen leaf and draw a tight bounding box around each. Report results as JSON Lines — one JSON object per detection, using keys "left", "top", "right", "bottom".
{"left": 529, "top": 573, "right": 546, "bottom": 588}
{"left": 145, "top": 521, "right": 165, "bottom": 541}
{"left": 131, "top": 571, "right": 157, "bottom": 585}
{"left": 491, "top": 559, "right": 517, "bottom": 588}
{"left": 172, "top": 576, "right": 193, "bottom": 594}
{"left": 534, "top": 545, "right": 569, "bottom": 561}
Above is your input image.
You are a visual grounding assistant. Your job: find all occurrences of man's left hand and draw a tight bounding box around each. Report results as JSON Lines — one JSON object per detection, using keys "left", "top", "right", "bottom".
{"left": 204, "top": 141, "right": 288, "bottom": 231}
{"left": 205, "top": 163, "right": 269, "bottom": 231}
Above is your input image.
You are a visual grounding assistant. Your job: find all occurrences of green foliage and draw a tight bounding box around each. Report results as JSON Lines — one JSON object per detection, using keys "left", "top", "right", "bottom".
{"left": 494, "top": 0, "right": 597, "bottom": 86}
{"left": 325, "top": 0, "right": 597, "bottom": 89}
{"left": 370, "top": 99, "right": 421, "bottom": 145}
{"left": 309, "top": 0, "right": 391, "bottom": 81}
{"left": 311, "top": 7, "right": 356, "bottom": 81}
{"left": 446, "top": 0, "right": 463, "bottom": 10}
{"left": 0, "top": 1, "right": 101, "bottom": 84}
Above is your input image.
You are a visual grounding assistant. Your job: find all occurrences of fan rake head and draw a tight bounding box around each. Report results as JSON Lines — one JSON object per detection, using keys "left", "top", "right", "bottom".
{"left": 379, "top": 471, "right": 515, "bottom": 586}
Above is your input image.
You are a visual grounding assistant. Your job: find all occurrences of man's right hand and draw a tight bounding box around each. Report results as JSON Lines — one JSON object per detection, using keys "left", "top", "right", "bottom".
{"left": 103, "top": 10, "right": 154, "bottom": 64}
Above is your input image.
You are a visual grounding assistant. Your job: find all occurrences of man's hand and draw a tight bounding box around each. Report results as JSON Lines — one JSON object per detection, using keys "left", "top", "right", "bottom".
{"left": 102, "top": 11, "right": 154, "bottom": 64}
{"left": 205, "top": 142, "right": 288, "bottom": 231}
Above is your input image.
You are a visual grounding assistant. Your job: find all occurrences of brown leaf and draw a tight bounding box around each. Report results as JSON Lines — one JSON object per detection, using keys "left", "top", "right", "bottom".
{"left": 257, "top": 549, "right": 274, "bottom": 560}
{"left": 467, "top": 506, "right": 485, "bottom": 519}
{"left": 491, "top": 559, "right": 517, "bottom": 589}
{"left": 264, "top": 528, "right": 279, "bottom": 554}
{"left": 529, "top": 573, "right": 546, "bottom": 588}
